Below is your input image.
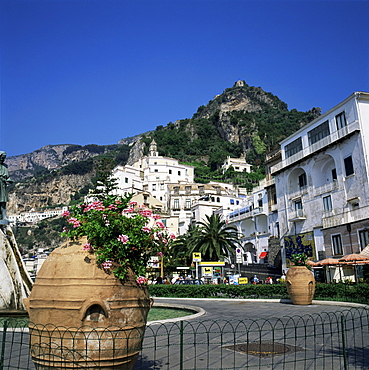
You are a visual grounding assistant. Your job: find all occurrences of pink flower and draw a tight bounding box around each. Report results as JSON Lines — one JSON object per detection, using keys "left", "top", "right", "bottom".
{"left": 123, "top": 207, "right": 134, "bottom": 213}
{"left": 158, "top": 252, "right": 163, "bottom": 257}
{"left": 162, "top": 238, "right": 168, "bottom": 244}
{"left": 62, "top": 211, "right": 70, "bottom": 217}
{"left": 83, "top": 243, "right": 92, "bottom": 251}
{"left": 115, "top": 200, "right": 122, "bottom": 204}
{"left": 169, "top": 233, "right": 176, "bottom": 240}
{"left": 142, "top": 226, "right": 151, "bottom": 233}
{"left": 152, "top": 214, "right": 161, "bottom": 220}
{"left": 136, "top": 276, "right": 147, "bottom": 284}
{"left": 156, "top": 221, "right": 165, "bottom": 229}
{"left": 84, "top": 201, "right": 105, "bottom": 212}
{"left": 68, "top": 217, "right": 81, "bottom": 228}
{"left": 129, "top": 201, "right": 137, "bottom": 206}
{"left": 117, "top": 234, "right": 129, "bottom": 243}
{"left": 102, "top": 261, "right": 112, "bottom": 269}
{"left": 140, "top": 209, "right": 152, "bottom": 217}
{"left": 108, "top": 204, "right": 117, "bottom": 210}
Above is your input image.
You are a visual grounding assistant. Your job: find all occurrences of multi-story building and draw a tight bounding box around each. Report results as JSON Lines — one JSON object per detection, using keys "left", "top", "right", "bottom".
{"left": 270, "top": 92, "right": 369, "bottom": 266}
{"left": 130, "top": 140, "right": 194, "bottom": 207}
{"left": 226, "top": 183, "right": 270, "bottom": 264}
{"left": 112, "top": 164, "right": 143, "bottom": 196}
{"left": 167, "top": 183, "right": 241, "bottom": 234}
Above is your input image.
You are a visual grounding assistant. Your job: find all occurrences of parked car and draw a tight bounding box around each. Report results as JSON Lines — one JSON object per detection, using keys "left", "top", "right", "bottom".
{"left": 174, "top": 279, "right": 204, "bottom": 285}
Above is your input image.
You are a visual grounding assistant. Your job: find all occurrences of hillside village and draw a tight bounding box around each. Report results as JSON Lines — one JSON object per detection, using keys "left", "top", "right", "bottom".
{"left": 8, "top": 91, "right": 369, "bottom": 283}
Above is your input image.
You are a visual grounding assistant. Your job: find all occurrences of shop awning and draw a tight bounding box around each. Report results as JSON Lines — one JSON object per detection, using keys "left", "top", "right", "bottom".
{"left": 259, "top": 252, "right": 268, "bottom": 259}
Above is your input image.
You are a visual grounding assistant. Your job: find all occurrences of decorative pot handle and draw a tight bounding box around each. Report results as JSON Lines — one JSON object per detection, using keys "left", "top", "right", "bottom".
{"left": 308, "top": 281, "right": 314, "bottom": 295}
{"left": 286, "top": 280, "right": 292, "bottom": 285}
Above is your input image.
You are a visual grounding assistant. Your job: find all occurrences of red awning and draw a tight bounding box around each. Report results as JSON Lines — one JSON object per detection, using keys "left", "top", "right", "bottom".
{"left": 259, "top": 252, "right": 268, "bottom": 259}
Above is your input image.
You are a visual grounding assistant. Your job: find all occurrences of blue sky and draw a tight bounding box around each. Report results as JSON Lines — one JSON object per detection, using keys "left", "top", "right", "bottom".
{"left": 1, "top": 0, "right": 368, "bottom": 157}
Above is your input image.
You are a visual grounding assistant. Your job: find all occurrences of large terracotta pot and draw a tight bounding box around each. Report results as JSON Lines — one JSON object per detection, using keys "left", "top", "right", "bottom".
{"left": 286, "top": 266, "right": 315, "bottom": 305}
{"left": 24, "top": 238, "right": 152, "bottom": 369}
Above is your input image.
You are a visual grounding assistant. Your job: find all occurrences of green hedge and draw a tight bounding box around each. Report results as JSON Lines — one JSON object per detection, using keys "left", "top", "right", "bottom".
{"left": 148, "top": 283, "right": 369, "bottom": 304}
{"left": 148, "top": 284, "right": 288, "bottom": 299}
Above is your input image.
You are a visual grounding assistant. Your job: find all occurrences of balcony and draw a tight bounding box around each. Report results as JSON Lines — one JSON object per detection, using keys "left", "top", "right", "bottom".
{"left": 314, "top": 180, "right": 339, "bottom": 197}
{"left": 289, "top": 186, "right": 308, "bottom": 200}
{"left": 322, "top": 204, "right": 369, "bottom": 229}
{"left": 271, "top": 120, "right": 360, "bottom": 174}
{"left": 288, "top": 209, "right": 306, "bottom": 221}
{"left": 228, "top": 206, "right": 267, "bottom": 223}
{"left": 252, "top": 207, "right": 265, "bottom": 216}
{"left": 264, "top": 178, "right": 275, "bottom": 187}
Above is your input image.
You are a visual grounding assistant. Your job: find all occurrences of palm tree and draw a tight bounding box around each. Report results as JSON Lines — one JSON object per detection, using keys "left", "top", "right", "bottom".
{"left": 190, "top": 214, "right": 241, "bottom": 261}
{"left": 171, "top": 224, "right": 201, "bottom": 266}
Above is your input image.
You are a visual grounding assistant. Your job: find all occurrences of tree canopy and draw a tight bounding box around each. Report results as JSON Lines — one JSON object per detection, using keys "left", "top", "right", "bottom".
{"left": 183, "top": 214, "right": 241, "bottom": 261}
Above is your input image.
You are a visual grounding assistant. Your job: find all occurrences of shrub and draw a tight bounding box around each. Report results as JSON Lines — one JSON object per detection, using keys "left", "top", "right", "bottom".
{"left": 148, "top": 282, "right": 369, "bottom": 304}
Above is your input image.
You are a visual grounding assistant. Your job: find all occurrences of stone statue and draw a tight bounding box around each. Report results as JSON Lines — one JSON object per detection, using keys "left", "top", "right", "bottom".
{"left": 0, "top": 151, "right": 13, "bottom": 224}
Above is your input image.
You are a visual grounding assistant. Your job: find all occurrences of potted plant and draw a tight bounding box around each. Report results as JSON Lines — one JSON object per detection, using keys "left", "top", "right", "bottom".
{"left": 286, "top": 253, "right": 315, "bottom": 305}
{"left": 24, "top": 170, "right": 175, "bottom": 369}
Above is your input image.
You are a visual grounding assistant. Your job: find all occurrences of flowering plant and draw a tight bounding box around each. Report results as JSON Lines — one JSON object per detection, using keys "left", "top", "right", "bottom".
{"left": 290, "top": 253, "right": 311, "bottom": 269}
{"left": 61, "top": 193, "right": 175, "bottom": 282}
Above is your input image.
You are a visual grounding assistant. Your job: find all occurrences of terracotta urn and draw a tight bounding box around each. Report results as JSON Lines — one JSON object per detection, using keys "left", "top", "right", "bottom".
{"left": 286, "top": 266, "right": 315, "bottom": 305}
{"left": 24, "top": 238, "right": 152, "bottom": 369}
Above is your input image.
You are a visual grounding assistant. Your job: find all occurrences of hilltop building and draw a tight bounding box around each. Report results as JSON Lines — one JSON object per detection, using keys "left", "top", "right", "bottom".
{"left": 221, "top": 156, "right": 252, "bottom": 174}
{"left": 130, "top": 140, "right": 195, "bottom": 207}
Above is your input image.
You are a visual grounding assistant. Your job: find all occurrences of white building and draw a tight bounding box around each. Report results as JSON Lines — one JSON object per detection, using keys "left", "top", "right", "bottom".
{"left": 112, "top": 165, "right": 143, "bottom": 196}
{"left": 9, "top": 206, "right": 68, "bottom": 224}
{"left": 226, "top": 183, "right": 270, "bottom": 264}
{"left": 221, "top": 156, "right": 252, "bottom": 173}
{"left": 270, "top": 91, "right": 369, "bottom": 265}
{"left": 130, "top": 140, "right": 195, "bottom": 207}
{"left": 166, "top": 183, "right": 242, "bottom": 234}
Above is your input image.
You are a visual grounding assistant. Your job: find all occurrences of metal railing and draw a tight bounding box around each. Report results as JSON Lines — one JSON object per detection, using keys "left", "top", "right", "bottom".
{"left": 271, "top": 120, "right": 360, "bottom": 174}
{"left": 1, "top": 307, "right": 369, "bottom": 369}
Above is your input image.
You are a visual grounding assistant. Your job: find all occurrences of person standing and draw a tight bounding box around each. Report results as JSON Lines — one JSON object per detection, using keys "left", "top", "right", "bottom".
{"left": 252, "top": 275, "right": 259, "bottom": 284}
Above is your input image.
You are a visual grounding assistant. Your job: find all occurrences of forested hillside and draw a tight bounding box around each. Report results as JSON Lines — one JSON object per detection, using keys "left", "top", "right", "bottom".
{"left": 140, "top": 81, "right": 320, "bottom": 184}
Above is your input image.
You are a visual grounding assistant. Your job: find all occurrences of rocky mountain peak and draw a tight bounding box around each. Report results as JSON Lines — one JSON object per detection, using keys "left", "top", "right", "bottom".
{"left": 193, "top": 81, "right": 288, "bottom": 120}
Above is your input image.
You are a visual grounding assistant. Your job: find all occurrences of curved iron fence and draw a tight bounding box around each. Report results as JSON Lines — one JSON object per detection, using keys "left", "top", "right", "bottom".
{"left": 1, "top": 307, "right": 369, "bottom": 369}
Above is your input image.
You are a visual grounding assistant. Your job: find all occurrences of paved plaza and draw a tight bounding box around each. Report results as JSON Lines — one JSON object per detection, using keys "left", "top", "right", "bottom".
{"left": 138, "top": 298, "right": 369, "bottom": 370}
{"left": 1, "top": 298, "right": 368, "bottom": 369}
{"left": 152, "top": 297, "right": 364, "bottom": 322}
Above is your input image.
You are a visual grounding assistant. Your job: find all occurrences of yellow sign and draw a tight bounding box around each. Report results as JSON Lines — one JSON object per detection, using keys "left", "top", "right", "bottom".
{"left": 202, "top": 267, "right": 213, "bottom": 277}
{"left": 192, "top": 252, "right": 202, "bottom": 262}
{"left": 198, "top": 261, "right": 225, "bottom": 266}
{"left": 238, "top": 277, "right": 248, "bottom": 285}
